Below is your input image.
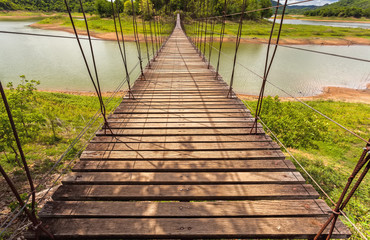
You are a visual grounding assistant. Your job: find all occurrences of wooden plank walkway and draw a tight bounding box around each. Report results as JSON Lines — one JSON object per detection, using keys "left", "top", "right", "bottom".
{"left": 33, "top": 17, "right": 351, "bottom": 239}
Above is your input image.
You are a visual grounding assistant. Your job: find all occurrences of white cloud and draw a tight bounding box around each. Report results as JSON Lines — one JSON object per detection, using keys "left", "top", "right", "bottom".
{"left": 287, "top": 0, "right": 339, "bottom": 6}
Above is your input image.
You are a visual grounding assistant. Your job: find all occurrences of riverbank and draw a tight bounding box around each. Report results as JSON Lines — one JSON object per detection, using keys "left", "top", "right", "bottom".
{"left": 37, "top": 85, "right": 370, "bottom": 103}
{"left": 279, "top": 15, "right": 370, "bottom": 23}
{"left": 31, "top": 21, "right": 370, "bottom": 45}
{"left": 238, "top": 85, "right": 370, "bottom": 104}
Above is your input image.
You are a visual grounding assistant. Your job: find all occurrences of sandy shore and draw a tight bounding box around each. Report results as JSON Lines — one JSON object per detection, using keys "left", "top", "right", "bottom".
{"left": 30, "top": 22, "right": 370, "bottom": 45}
{"left": 237, "top": 84, "right": 370, "bottom": 104}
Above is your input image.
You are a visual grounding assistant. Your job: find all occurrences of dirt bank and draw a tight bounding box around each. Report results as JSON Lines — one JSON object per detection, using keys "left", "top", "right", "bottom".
{"left": 31, "top": 22, "right": 370, "bottom": 45}
{"left": 238, "top": 85, "right": 370, "bottom": 104}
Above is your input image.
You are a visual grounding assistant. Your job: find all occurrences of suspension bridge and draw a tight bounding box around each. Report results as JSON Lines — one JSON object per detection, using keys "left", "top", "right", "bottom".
{"left": 16, "top": 14, "right": 354, "bottom": 239}
{"left": 1, "top": 0, "right": 370, "bottom": 237}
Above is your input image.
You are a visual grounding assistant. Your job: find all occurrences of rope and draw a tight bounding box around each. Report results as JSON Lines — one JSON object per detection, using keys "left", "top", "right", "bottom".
{"left": 114, "top": 0, "right": 134, "bottom": 99}
{"left": 227, "top": 0, "right": 247, "bottom": 98}
{"left": 140, "top": 1, "right": 151, "bottom": 69}
{"left": 252, "top": 0, "right": 288, "bottom": 133}
{"left": 131, "top": 0, "right": 145, "bottom": 80}
{"left": 205, "top": 40, "right": 370, "bottom": 145}
{"left": 207, "top": 5, "right": 216, "bottom": 69}
{"left": 0, "top": 81, "right": 54, "bottom": 239}
{"left": 202, "top": 0, "right": 209, "bottom": 59}
{"left": 147, "top": 1, "right": 156, "bottom": 60}
{"left": 215, "top": 0, "right": 227, "bottom": 79}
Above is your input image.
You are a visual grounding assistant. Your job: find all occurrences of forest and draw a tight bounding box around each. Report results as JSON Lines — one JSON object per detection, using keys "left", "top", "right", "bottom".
{"left": 304, "top": 0, "right": 370, "bottom": 18}
{"left": 0, "top": 0, "right": 273, "bottom": 19}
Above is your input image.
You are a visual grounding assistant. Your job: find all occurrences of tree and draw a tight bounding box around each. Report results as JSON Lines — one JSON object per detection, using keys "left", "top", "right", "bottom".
{"left": 260, "top": 0, "right": 272, "bottom": 18}
{"left": 0, "top": 76, "right": 45, "bottom": 166}
{"left": 95, "top": 0, "right": 112, "bottom": 17}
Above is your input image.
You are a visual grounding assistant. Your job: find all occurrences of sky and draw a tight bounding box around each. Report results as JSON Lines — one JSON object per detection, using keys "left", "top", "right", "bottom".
{"left": 287, "top": 0, "right": 339, "bottom": 6}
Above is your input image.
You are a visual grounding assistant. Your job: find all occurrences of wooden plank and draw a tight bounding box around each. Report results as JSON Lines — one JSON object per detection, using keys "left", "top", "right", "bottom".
{"left": 95, "top": 128, "right": 264, "bottom": 136}
{"left": 52, "top": 184, "right": 319, "bottom": 201}
{"left": 107, "top": 117, "right": 254, "bottom": 123}
{"left": 104, "top": 122, "right": 262, "bottom": 129}
{"left": 62, "top": 171, "right": 302, "bottom": 185}
{"left": 36, "top": 217, "right": 351, "bottom": 239}
{"left": 108, "top": 113, "right": 252, "bottom": 118}
{"left": 90, "top": 134, "right": 272, "bottom": 143}
{"left": 85, "top": 141, "right": 279, "bottom": 151}
{"left": 39, "top": 199, "right": 331, "bottom": 218}
{"left": 80, "top": 149, "right": 281, "bottom": 160}
{"left": 72, "top": 159, "right": 295, "bottom": 172}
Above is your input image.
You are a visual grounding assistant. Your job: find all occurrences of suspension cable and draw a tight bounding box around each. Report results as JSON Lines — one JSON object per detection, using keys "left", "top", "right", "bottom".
{"left": 147, "top": 0, "right": 156, "bottom": 60}
{"left": 0, "top": 81, "right": 54, "bottom": 239}
{"left": 227, "top": 0, "right": 247, "bottom": 98}
{"left": 111, "top": 0, "right": 134, "bottom": 99}
{"left": 207, "top": 3, "right": 216, "bottom": 69}
{"left": 215, "top": 0, "right": 227, "bottom": 79}
{"left": 202, "top": 0, "right": 209, "bottom": 59}
{"left": 251, "top": 0, "right": 288, "bottom": 133}
{"left": 131, "top": 0, "right": 145, "bottom": 80}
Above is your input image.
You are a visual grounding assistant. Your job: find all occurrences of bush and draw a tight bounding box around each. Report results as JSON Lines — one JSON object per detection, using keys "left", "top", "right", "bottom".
{"left": 252, "top": 96, "right": 329, "bottom": 149}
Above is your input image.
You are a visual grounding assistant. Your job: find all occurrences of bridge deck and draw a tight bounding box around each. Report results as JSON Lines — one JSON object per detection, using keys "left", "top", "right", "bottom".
{"left": 34, "top": 23, "right": 351, "bottom": 239}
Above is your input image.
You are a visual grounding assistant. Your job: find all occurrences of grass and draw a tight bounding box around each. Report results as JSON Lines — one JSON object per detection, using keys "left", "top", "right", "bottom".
{"left": 184, "top": 19, "right": 370, "bottom": 41}
{"left": 281, "top": 14, "right": 370, "bottom": 22}
{"left": 244, "top": 97, "right": 370, "bottom": 239}
{"left": 0, "top": 91, "right": 121, "bottom": 185}
{"left": 37, "top": 15, "right": 175, "bottom": 36}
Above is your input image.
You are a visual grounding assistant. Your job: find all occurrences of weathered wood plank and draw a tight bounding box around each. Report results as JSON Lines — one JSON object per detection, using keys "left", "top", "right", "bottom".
{"left": 90, "top": 134, "right": 273, "bottom": 143}
{"left": 52, "top": 184, "right": 319, "bottom": 201}
{"left": 80, "top": 149, "right": 282, "bottom": 160}
{"left": 62, "top": 171, "right": 302, "bottom": 185}
{"left": 39, "top": 199, "right": 331, "bottom": 218}
{"left": 72, "top": 160, "right": 296, "bottom": 172}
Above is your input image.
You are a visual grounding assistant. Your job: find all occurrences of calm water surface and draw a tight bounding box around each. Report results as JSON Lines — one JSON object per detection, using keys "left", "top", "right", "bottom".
{"left": 271, "top": 18, "right": 370, "bottom": 29}
{"left": 1, "top": 21, "right": 369, "bottom": 97}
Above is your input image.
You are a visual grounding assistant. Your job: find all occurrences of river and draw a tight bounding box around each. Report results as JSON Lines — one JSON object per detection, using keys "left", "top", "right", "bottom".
{"left": 271, "top": 18, "right": 370, "bottom": 29}
{"left": 1, "top": 20, "right": 369, "bottom": 97}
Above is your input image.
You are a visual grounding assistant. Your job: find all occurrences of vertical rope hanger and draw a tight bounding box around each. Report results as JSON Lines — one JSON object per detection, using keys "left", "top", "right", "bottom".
{"left": 215, "top": 0, "right": 227, "bottom": 79}
{"left": 199, "top": 0, "right": 205, "bottom": 57}
{"left": 153, "top": 9, "right": 159, "bottom": 54}
{"left": 251, "top": 0, "right": 288, "bottom": 133}
{"left": 227, "top": 0, "right": 247, "bottom": 98}
{"left": 146, "top": 0, "right": 156, "bottom": 60}
{"left": 202, "top": 0, "right": 209, "bottom": 60}
{"left": 314, "top": 140, "right": 370, "bottom": 240}
{"left": 207, "top": 1, "right": 216, "bottom": 69}
{"left": 131, "top": 0, "right": 146, "bottom": 80}
{"left": 64, "top": 0, "right": 110, "bottom": 132}
{"left": 140, "top": 1, "right": 151, "bottom": 68}
{"left": 111, "top": 0, "right": 135, "bottom": 99}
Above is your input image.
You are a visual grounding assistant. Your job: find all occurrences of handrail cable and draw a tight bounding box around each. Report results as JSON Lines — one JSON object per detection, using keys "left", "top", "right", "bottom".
{"left": 252, "top": 0, "right": 288, "bottom": 133}
{"left": 153, "top": 9, "right": 159, "bottom": 53}
{"left": 242, "top": 106, "right": 369, "bottom": 240}
{"left": 0, "top": 59, "right": 142, "bottom": 235}
{"left": 227, "top": 0, "right": 247, "bottom": 98}
{"left": 0, "top": 81, "right": 54, "bottom": 239}
{"left": 205, "top": 41, "right": 370, "bottom": 145}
